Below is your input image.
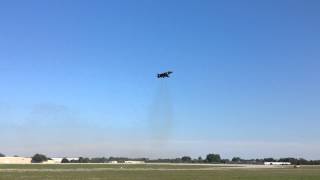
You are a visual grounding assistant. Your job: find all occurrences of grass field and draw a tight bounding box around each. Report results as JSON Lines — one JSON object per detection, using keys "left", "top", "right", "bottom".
{"left": 1, "top": 164, "right": 320, "bottom": 180}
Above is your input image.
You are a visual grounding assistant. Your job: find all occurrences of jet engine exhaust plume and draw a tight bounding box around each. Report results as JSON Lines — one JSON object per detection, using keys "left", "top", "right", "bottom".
{"left": 148, "top": 71, "right": 174, "bottom": 145}
{"left": 149, "top": 82, "right": 173, "bottom": 142}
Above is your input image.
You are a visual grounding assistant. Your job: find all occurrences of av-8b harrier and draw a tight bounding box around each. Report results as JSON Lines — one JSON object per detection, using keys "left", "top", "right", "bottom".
{"left": 157, "top": 71, "right": 173, "bottom": 78}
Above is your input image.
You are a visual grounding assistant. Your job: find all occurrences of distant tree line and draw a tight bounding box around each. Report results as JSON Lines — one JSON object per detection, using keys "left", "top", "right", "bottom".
{"left": 229, "top": 157, "right": 320, "bottom": 165}
{"left": 147, "top": 153, "right": 224, "bottom": 163}
{"left": 4, "top": 152, "right": 319, "bottom": 165}
{"left": 60, "top": 156, "right": 148, "bottom": 163}
{"left": 146, "top": 155, "right": 320, "bottom": 165}
{"left": 30, "top": 153, "right": 320, "bottom": 165}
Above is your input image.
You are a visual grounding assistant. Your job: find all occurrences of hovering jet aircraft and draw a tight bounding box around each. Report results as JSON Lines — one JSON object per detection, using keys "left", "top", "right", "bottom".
{"left": 157, "top": 71, "right": 173, "bottom": 78}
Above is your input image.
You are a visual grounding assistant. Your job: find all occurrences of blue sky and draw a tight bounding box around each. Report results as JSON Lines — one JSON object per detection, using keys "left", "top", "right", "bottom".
{"left": 1, "top": 0, "right": 320, "bottom": 159}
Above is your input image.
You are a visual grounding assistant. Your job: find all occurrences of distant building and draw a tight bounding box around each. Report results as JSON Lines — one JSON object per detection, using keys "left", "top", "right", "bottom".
{"left": 0, "top": 157, "right": 32, "bottom": 164}
{"left": 264, "top": 162, "right": 291, "bottom": 165}
{"left": 42, "top": 160, "right": 56, "bottom": 164}
{"left": 50, "top": 158, "right": 63, "bottom": 163}
{"left": 109, "top": 161, "right": 118, "bottom": 164}
{"left": 124, "top": 161, "right": 145, "bottom": 164}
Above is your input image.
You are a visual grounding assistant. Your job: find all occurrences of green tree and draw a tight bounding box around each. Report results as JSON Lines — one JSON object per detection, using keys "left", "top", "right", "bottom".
{"left": 31, "top": 154, "right": 48, "bottom": 163}
{"left": 91, "top": 157, "right": 107, "bottom": 163}
{"left": 221, "top": 159, "right": 230, "bottom": 163}
{"left": 61, "top": 158, "right": 69, "bottom": 163}
{"left": 206, "top": 153, "right": 221, "bottom": 163}
{"left": 181, "top": 156, "right": 192, "bottom": 162}
{"left": 232, "top": 157, "right": 241, "bottom": 162}
{"left": 264, "top": 158, "right": 275, "bottom": 162}
{"left": 0, "top": 153, "right": 5, "bottom": 157}
{"left": 78, "top": 157, "right": 90, "bottom": 163}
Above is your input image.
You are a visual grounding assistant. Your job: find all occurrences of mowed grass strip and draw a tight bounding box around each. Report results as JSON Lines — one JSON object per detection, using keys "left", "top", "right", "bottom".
{"left": 0, "top": 164, "right": 220, "bottom": 170}
{"left": 0, "top": 164, "right": 320, "bottom": 180}
{"left": 1, "top": 168, "right": 320, "bottom": 180}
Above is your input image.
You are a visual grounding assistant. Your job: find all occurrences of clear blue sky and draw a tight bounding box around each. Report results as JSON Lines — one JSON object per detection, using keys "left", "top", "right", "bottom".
{"left": 1, "top": 0, "right": 320, "bottom": 159}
